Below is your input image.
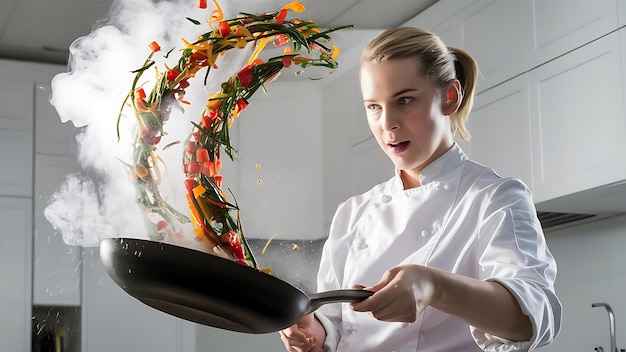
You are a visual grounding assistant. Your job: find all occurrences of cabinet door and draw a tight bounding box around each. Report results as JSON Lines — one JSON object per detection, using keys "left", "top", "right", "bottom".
{"left": 322, "top": 69, "right": 362, "bottom": 229}
{"left": 33, "top": 154, "right": 82, "bottom": 306}
{"left": 462, "top": 0, "right": 528, "bottom": 93}
{"left": 468, "top": 75, "right": 533, "bottom": 190}
{"left": 405, "top": 0, "right": 526, "bottom": 93}
{"left": 35, "top": 83, "right": 77, "bottom": 156}
{"left": 529, "top": 32, "right": 626, "bottom": 202}
{"left": 527, "top": 0, "right": 619, "bottom": 68}
{"left": 0, "top": 80, "right": 33, "bottom": 197}
{"left": 0, "top": 197, "right": 32, "bottom": 351}
{"left": 81, "top": 248, "right": 195, "bottom": 352}
{"left": 404, "top": 0, "right": 478, "bottom": 48}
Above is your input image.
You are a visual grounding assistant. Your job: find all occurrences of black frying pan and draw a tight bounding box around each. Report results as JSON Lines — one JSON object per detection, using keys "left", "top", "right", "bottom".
{"left": 99, "top": 237, "right": 372, "bottom": 334}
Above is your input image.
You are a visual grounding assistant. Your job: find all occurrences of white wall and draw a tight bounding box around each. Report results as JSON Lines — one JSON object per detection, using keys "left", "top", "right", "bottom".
{"left": 540, "top": 215, "right": 626, "bottom": 351}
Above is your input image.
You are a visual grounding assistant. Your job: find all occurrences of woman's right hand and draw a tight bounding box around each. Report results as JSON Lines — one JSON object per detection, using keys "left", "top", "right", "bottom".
{"left": 279, "top": 313, "right": 325, "bottom": 352}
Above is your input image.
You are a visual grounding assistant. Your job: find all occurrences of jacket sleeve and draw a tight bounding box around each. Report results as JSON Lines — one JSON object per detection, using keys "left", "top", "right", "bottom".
{"left": 471, "top": 178, "right": 562, "bottom": 351}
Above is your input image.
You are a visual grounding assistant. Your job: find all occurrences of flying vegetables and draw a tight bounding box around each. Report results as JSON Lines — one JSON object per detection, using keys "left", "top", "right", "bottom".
{"left": 117, "top": 0, "right": 350, "bottom": 268}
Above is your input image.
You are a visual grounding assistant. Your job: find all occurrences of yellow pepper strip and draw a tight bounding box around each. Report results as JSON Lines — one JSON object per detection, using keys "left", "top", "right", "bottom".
{"left": 186, "top": 194, "right": 206, "bottom": 238}
{"left": 281, "top": 1, "right": 305, "bottom": 12}
{"left": 247, "top": 37, "right": 271, "bottom": 65}
{"left": 193, "top": 185, "right": 206, "bottom": 198}
{"left": 181, "top": 38, "right": 210, "bottom": 52}
{"left": 261, "top": 233, "right": 277, "bottom": 255}
{"left": 235, "top": 25, "right": 253, "bottom": 39}
{"left": 228, "top": 38, "right": 248, "bottom": 49}
{"left": 209, "top": 0, "right": 224, "bottom": 24}
{"left": 331, "top": 45, "right": 341, "bottom": 59}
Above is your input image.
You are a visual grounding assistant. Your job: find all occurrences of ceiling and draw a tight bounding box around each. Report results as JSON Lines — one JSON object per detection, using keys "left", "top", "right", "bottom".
{"left": 0, "top": 0, "right": 437, "bottom": 66}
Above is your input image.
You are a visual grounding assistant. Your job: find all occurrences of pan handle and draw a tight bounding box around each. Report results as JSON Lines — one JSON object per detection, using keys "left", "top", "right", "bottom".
{"left": 306, "top": 289, "right": 374, "bottom": 314}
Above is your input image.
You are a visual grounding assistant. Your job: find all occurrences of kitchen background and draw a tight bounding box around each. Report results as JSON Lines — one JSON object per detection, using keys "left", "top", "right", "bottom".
{"left": 1, "top": 0, "right": 626, "bottom": 351}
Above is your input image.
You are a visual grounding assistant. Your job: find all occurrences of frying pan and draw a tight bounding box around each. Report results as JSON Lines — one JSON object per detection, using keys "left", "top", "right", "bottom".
{"left": 99, "top": 237, "right": 372, "bottom": 334}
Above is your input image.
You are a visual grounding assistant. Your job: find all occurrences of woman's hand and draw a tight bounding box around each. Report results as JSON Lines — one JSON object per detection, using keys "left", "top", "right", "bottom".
{"left": 279, "top": 313, "right": 325, "bottom": 352}
{"left": 350, "top": 264, "right": 437, "bottom": 323}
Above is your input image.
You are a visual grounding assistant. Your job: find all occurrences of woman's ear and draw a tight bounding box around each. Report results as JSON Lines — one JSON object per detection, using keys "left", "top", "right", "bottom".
{"left": 442, "top": 80, "right": 462, "bottom": 116}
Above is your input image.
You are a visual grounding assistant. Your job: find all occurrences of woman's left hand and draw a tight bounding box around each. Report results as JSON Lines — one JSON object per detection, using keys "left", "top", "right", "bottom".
{"left": 350, "top": 264, "right": 437, "bottom": 323}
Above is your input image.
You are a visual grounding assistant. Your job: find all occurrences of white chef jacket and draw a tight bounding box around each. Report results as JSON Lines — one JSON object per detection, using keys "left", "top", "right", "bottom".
{"left": 315, "top": 144, "right": 562, "bottom": 352}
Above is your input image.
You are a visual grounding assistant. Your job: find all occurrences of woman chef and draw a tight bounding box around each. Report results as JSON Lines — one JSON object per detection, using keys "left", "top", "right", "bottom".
{"left": 279, "top": 27, "right": 562, "bottom": 352}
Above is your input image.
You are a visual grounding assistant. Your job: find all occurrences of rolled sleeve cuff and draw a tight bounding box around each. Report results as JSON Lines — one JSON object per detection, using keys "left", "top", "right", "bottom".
{"left": 470, "top": 277, "right": 561, "bottom": 351}
{"left": 315, "top": 312, "right": 340, "bottom": 352}
{"left": 470, "top": 327, "right": 532, "bottom": 352}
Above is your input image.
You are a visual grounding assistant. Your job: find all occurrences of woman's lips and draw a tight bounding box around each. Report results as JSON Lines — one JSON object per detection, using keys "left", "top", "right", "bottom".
{"left": 387, "top": 141, "right": 409, "bottom": 154}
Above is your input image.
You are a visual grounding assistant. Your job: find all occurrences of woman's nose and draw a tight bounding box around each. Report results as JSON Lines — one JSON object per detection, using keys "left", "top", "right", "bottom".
{"left": 380, "top": 110, "right": 400, "bottom": 131}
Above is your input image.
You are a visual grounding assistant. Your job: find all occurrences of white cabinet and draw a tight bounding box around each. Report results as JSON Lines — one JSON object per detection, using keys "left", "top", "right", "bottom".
{"left": 529, "top": 31, "right": 626, "bottom": 203}
{"left": 404, "top": 0, "right": 477, "bottom": 48}
{"left": 620, "top": 0, "right": 626, "bottom": 27}
{"left": 321, "top": 68, "right": 363, "bottom": 232}
{"left": 81, "top": 248, "right": 196, "bottom": 352}
{"left": 341, "top": 67, "right": 369, "bottom": 146}
{"left": 33, "top": 81, "right": 83, "bottom": 306}
{"left": 33, "top": 154, "right": 82, "bottom": 306}
{"left": 236, "top": 81, "right": 324, "bottom": 240}
{"left": 405, "top": 0, "right": 527, "bottom": 93}
{"left": 461, "top": 0, "right": 528, "bottom": 93}
{"left": 526, "top": 0, "right": 620, "bottom": 69}
{"left": 35, "top": 83, "right": 77, "bottom": 156}
{"left": 0, "top": 79, "right": 33, "bottom": 197}
{"left": 468, "top": 74, "right": 533, "bottom": 189}
{"left": 0, "top": 197, "right": 32, "bottom": 352}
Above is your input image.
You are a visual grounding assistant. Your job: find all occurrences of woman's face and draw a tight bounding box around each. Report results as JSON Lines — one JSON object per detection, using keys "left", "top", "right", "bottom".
{"left": 360, "top": 58, "right": 456, "bottom": 181}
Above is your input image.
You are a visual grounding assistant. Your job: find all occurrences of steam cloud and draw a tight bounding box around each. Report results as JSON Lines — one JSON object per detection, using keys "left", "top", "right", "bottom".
{"left": 45, "top": 0, "right": 257, "bottom": 248}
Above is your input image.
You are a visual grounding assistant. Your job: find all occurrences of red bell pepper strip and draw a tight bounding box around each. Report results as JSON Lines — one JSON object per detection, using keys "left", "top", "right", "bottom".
{"left": 217, "top": 21, "right": 231, "bottom": 37}
{"left": 148, "top": 41, "right": 161, "bottom": 52}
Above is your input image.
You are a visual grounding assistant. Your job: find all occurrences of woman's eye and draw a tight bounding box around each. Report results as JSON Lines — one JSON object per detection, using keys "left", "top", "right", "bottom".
{"left": 398, "top": 97, "right": 413, "bottom": 105}
{"left": 366, "top": 104, "right": 380, "bottom": 112}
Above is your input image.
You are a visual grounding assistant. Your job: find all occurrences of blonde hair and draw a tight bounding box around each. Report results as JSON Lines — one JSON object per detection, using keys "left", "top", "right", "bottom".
{"left": 361, "top": 27, "right": 479, "bottom": 141}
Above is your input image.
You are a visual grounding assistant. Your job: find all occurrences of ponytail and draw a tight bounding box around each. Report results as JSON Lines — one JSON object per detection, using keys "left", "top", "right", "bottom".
{"left": 449, "top": 47, "right": 479, "bottom": 141}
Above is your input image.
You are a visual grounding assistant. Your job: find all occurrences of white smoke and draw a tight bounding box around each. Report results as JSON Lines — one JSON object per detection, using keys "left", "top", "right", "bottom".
{"left": 45, "top": 0, "right": 251, "bottom": 248}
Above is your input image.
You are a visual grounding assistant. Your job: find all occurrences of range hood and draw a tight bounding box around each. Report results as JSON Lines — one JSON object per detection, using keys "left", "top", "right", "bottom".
{"left": 535, "top": 180, "right": 626, "bottom": 231}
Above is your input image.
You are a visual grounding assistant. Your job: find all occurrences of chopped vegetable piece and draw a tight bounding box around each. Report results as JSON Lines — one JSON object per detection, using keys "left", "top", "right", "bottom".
{"left": 148, "top": 41, "right": 161, "bottom": 52}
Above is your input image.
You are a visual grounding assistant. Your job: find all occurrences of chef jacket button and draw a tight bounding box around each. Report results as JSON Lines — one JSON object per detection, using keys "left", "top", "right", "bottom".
{"left": 421, "top": 230, "right": 430, "bottom": 237}
{"left": 434, "top": 182, "right": 442, "bottom": 190}
{"left": 356, "top": 241, "right": 368, "bottom": 250}
{"left": 443, "top": 183, "right": 451, "bottom": 190}
{"left": 381, "top": 194, "right": 392, "bottom": 203}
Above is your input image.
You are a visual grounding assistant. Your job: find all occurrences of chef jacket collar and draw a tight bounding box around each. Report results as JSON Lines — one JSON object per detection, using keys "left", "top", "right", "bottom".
{"left": 393, "top": 143, "right": 467, "bottom": 188}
